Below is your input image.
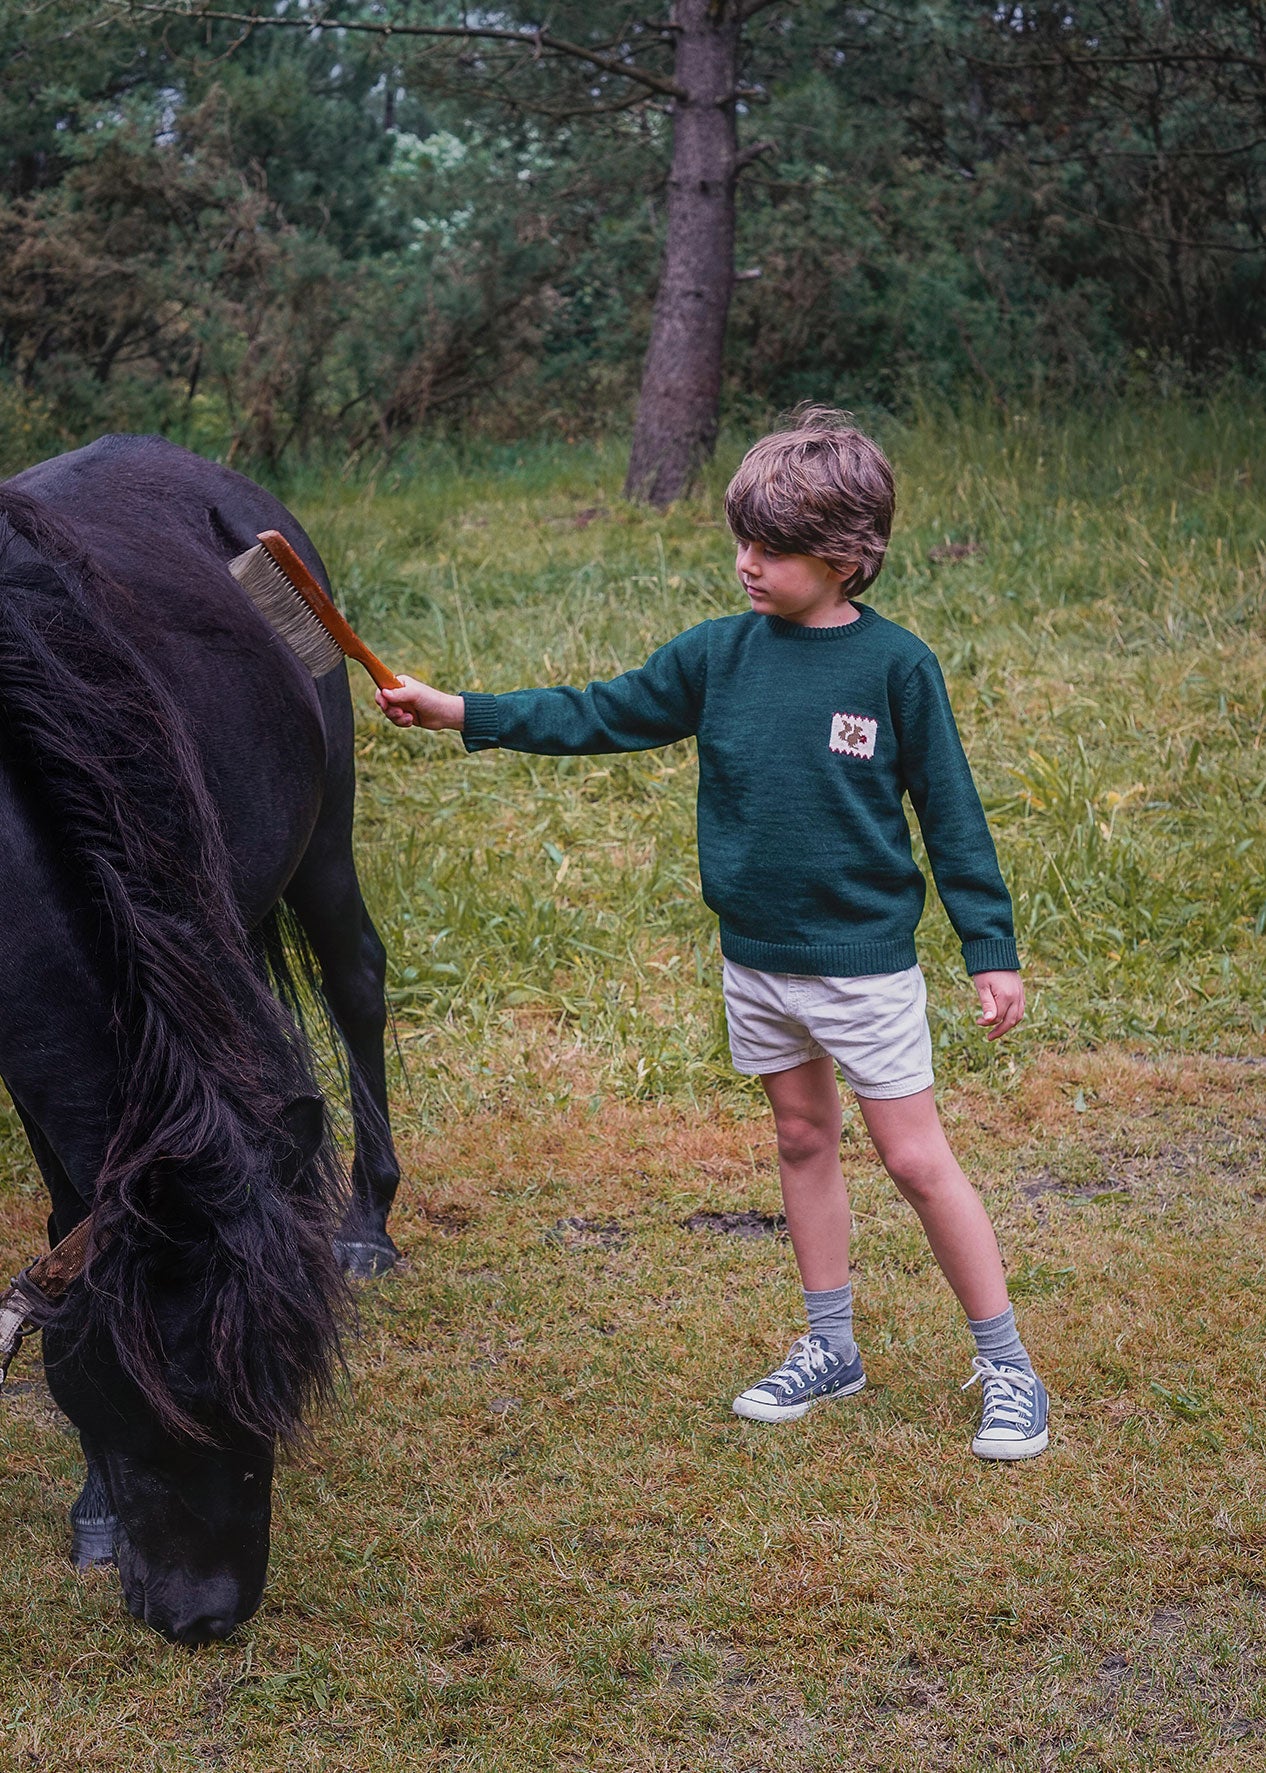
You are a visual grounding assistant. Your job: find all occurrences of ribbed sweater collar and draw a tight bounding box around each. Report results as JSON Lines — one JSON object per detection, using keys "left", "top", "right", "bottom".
{"left": 763, "top": 602, "right": 877, "bottom": 642}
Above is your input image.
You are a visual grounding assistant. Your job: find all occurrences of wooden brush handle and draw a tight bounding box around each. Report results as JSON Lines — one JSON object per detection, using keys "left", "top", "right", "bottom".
{"left": 257, "top": 531, "right": 403, "bottom": 692}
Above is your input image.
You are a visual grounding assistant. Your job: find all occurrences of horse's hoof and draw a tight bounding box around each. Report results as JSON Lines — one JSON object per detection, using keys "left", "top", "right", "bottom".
{"left": 71, "top": 1517, "right": 118, "bottom": 1569}
{"left": 71, "top": 1464, "right": 116, "bottom": 1567}
{"left": 333, "top": 1237, "right": 399, "bottom": 1278}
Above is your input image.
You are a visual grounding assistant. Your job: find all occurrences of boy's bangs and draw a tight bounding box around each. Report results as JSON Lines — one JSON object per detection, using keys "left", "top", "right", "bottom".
{"left": 725, "top": 473, "right": 821, "bottom": 558}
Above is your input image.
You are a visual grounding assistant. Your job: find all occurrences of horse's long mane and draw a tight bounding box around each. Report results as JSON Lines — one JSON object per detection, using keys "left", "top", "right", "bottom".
{"left": 0, "top": 488, "right": 348, "bottom": 1444}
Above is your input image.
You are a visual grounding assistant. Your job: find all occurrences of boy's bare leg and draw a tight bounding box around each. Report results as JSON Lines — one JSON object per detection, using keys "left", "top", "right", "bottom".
{"left": 855, "top": 1087, "right": 1008, "bottom": 1321}
{"left": 731, "top": 1057, "right": 863, "bottom": 1421}
{"left": 760, "top": 1057, "right": 851, "bottom": 1291}
{"left": 856, "top": 1085, "right": 1047, "bottom": 1457}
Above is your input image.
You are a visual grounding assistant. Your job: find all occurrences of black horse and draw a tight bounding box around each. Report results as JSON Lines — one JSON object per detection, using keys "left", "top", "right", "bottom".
{"left": 0, "top": 435, "right": 402, "bottom": 1643}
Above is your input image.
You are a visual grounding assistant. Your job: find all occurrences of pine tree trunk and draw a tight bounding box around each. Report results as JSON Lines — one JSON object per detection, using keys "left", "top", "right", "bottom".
{"left": 623, "top": 0, "right": 741, "bottom": 507}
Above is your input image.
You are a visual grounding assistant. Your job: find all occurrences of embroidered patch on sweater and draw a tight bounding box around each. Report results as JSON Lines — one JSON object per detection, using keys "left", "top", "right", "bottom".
{"left": 829, "top": 712, "right": 878, "bottom": 758}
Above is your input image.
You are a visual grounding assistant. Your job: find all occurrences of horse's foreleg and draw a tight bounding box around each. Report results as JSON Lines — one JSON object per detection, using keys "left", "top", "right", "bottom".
{"left": 285, "top": 874, "right": 402, "bottom": 1277}
{"left": 11, "top": 1113, "right": 122, "bottom": 1569}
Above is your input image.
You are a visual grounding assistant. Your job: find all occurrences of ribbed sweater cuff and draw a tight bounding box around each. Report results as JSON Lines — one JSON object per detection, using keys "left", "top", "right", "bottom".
{"left": 460, "top": 692, "right": 500, "bottom": 751}
{"left": 962, "top": 938, "right": 1020, "bottom": 975}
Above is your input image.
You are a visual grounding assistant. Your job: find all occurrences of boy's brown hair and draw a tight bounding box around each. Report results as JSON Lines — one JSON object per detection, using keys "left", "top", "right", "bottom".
{"left": 724, "top": 405, "right": 895, "bottom": 595}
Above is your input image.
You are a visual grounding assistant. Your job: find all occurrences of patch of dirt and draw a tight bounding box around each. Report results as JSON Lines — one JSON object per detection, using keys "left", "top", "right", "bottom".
{"left": 546, "top": 1216, "right": 627, "bottom": 1250}
{"left": 1149, "top": 1602, "right": 1197, "bottom": 1640}
{"left": 1078, "top": 1589, "right": 1266, "bottom": 1749}
{"left": 447, "top": 1612, "right": 501, "bottom": 1653}
{"left": 421, "top": 1203, "right": 473, "bottom": 1235}
{"left": 1017, "top": 1127, "right": 1259, "bottom": 1209}
{"left": 684, "top": 1210, "right": 786, "bottom": 1240}
{"left": 1018, "top": 1168, "right": 1133, "bottom": 1205}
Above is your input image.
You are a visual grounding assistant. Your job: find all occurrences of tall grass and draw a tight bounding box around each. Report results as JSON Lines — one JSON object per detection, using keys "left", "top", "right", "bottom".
{"left": 290, "top": 396, "right": 1266, "bottom": 1121}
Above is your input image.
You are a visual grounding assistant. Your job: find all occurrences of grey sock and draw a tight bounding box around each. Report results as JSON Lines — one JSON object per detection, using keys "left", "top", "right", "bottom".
{"left": 804, "top": 1282, "right": 857, "bottom": 1363}
{"left": 967, "top": 1305, "right": 1033, "bottom": 1373}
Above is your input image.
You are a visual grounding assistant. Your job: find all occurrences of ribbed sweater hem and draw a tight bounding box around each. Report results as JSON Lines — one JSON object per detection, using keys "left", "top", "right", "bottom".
{"left": 720, "top": 928, "right": 919, "bottom": 979}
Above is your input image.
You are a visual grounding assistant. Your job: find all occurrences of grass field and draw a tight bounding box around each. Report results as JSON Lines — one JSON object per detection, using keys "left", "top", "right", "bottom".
{"left": 3, "top": 399, "right": 1266, "bottom": 1769}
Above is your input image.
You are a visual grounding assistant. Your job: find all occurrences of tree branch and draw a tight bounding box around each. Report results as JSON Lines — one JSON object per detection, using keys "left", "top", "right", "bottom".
{"left": 735, "top": 138, "right": 775, "bottom": 172}
{"left": 963, "top": 48, "right": 1266, "bottom": 77}
{"left": 1051, "top": 197, "right": 1266, "bottom": 256}
{"left": 113, "top": 3, "right": 689, "bottom": 100}
{"left": 1027, "top": 137, "right": 1266, "bottom": 165}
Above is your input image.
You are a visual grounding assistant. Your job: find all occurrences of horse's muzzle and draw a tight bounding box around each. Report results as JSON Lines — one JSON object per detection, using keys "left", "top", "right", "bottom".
{"left": 117, "top": 1530, "right": 260, "bottom": 1646}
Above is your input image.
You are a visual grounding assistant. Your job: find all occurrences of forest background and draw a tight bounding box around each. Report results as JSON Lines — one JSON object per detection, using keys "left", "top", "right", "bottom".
{"left": 3, "top": 1, "right": 1265, "bottom": 479}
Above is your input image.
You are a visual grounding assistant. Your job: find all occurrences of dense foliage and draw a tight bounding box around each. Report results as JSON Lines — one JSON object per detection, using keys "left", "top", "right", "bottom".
{"left": 2, "top": 2, "right": 1263, "bottom": 467}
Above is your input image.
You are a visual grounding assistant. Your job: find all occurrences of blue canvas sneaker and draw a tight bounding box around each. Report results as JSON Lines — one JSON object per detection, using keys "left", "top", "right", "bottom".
{"left": 963, "top": 1357, "right": 1049, "bottom": 1459}
{"left": 732, "top": 1334, "right": 867, "bottom": 1423}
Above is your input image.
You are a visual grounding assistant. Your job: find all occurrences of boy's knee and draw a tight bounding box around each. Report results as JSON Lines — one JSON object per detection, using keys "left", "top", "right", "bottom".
{"left": 774, "top": 1109, "right": 841, "bottom": 1168}
{"left": 883, "top": 1146, "right": 951, "bottom": 1204}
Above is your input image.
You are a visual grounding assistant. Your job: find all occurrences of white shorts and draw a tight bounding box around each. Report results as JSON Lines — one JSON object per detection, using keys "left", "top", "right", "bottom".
{"left": 722, "top": 959, "right": 935, "bottom": 1100}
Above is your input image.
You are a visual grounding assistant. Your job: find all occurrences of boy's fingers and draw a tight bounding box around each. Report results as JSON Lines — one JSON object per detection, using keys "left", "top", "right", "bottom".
{"left": 984, "top": 987, "right": 1024, "bottom": 1040}
{"left": 975, "top": 984, "right": 998, "bottom": 1025}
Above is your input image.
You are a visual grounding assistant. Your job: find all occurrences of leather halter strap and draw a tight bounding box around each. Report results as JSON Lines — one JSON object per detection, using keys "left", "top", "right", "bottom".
{"left": 0, "top": 1215, "right": 94, "bottom": 1388}
{"left": 25, "top": 1215, "right": 93, "bottom": 1298}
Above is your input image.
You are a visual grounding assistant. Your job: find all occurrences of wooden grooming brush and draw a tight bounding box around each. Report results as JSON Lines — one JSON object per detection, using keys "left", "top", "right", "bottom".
{"left": 228, "top": 529, "right": 402, "bottom": 690}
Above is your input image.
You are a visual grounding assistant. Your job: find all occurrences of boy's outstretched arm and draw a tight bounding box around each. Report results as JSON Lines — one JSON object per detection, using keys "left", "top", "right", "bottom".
{"left": 376, "top": 626, "right": 709, "bottom": 758}
{"left": 377, "top": 676, "right": 465, "bottom": 732}
{"left": 974, "top": 970, "right": 1025, "bottom": 1041}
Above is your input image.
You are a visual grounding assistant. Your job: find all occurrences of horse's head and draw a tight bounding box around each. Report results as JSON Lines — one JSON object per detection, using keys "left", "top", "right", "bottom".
{"left": 39, "top": 1094, "right": 336, "bottom": 1645}
{"left": 44, "top": 1310, "right": 275, "bottom": 1645}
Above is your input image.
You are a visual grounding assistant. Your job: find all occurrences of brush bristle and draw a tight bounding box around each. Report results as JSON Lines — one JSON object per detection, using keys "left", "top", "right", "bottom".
{"left": 228, "top": 544, "right": 345, "bottom": 678}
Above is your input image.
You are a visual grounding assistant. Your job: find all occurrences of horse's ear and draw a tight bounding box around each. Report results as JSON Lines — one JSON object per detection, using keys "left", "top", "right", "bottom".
{"left": 279, "top": 1094, "right": 326, "bottom": 1185}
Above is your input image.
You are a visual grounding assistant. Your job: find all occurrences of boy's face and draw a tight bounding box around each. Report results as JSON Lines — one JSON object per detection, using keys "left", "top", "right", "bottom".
{"left": 734, "top": 539, "right": 855, "bottom": 627}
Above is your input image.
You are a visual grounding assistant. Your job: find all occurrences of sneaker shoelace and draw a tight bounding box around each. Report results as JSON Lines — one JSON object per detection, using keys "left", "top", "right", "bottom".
{"left": 767, "top": 1335, "right": 832, "bottom": 1395}
{"left": 961, "top": 1356, "right": 1038, "bottom": 1431}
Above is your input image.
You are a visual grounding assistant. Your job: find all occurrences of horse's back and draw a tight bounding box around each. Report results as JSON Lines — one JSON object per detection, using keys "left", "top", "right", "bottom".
{"left": 10, "top": 435, "right": 330, "bottom": 588}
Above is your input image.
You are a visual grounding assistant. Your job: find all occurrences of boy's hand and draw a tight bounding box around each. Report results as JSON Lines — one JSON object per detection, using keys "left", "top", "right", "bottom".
{"left": 376, "top": 676, "right": 465, "bottom": 732}
{"left": 973, "top": 970, "right": 1025, "bottom": 1040}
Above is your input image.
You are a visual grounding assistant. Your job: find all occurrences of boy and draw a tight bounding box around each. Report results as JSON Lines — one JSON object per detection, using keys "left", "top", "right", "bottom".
{"left": 377, "top": 408, "right": 1048, "bottom": 1460}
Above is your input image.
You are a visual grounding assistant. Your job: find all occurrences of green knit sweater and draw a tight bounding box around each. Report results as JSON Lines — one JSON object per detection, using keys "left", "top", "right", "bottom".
{"left": 461, "top": 602, "right": 1019, "bottom": 979}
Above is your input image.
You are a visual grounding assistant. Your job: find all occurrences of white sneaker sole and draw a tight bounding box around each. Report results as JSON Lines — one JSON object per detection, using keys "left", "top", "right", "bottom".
{"left": 732, "top": 1374, "right": 867, "bottom": 1423}
{"left": 971, "top": 1427, "right": 1049, "bottom": 1460}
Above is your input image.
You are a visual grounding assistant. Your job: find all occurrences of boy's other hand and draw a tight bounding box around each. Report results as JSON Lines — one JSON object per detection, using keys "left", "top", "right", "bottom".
{"left": 973, "top": 970, "right": 1025, "bottom": 1040}
{"left": 376, "top": 676, "right": 465, "bottom": 732}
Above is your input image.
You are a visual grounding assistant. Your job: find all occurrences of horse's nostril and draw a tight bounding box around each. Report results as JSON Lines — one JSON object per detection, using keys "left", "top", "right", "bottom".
{"left": 150, "top": 1605, "right": 241, "bottom": 1646}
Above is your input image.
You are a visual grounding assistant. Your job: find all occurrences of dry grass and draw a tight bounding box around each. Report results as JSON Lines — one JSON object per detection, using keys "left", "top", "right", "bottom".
{"left": 3, "top": 1053, "right": 1266, "bottom": 1769}
{"left": 3, "top": 400, "right": 1266, "bottom": 1768}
